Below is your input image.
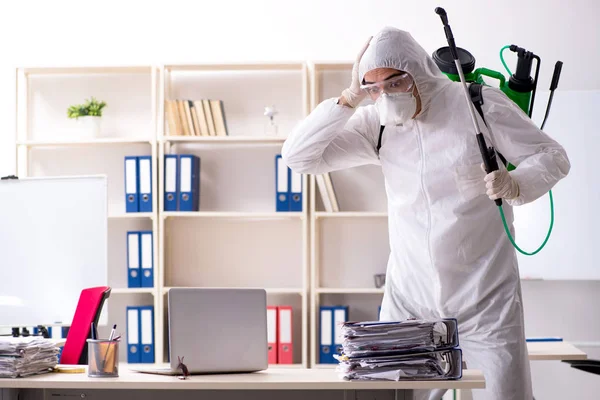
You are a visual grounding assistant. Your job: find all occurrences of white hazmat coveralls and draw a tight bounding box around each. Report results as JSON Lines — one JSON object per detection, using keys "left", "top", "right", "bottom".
{"left": 282, "top": 27, "right": 570, "bottom": 400}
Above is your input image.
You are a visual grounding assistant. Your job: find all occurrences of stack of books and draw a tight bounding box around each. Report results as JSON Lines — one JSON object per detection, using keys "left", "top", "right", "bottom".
{"left": 0, "top": 337, "right": 60, "bottom": 378}
{"left": 335, "top": 319, "right": 462, "bottom": 381}
{"left": 165, "top": 99, "right": 228, "bottom": 137}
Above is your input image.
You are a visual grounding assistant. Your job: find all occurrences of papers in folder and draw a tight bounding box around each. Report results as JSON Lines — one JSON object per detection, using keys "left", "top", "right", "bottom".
{"left": 0, "top": 337, "right": 60, "bottom": 378}
{"left": 335, "top": 319, "right": 462, "bottom": 381}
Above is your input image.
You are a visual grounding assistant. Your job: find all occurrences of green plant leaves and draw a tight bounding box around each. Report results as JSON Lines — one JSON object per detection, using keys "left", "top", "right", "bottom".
{"left": 67, "top": 97, "right": 107, "bottom": 118}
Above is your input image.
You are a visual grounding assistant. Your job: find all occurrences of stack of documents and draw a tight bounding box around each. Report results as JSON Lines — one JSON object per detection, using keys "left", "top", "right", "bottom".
{"left": 335, "top": 319, "right": 462, "bottom": 381}
{"left": 0, "top": 337, "right": 60, "bottom": 378}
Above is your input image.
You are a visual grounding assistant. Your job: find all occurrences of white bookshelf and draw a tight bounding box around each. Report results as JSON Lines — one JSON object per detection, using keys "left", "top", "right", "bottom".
{"left": 308, "top": 62, "right": 389, "bottom": 367}
{"left": 157, "top": 63, "right": 310, "bottom": 367}
{"left": 161, "top": 211, "right": 304, "bottom": 219}
{"left": 17, "top": 138, "right": 153, "bottom": 147}
{"left": 160, "top": 136, "right": 286, "bottom": 144}
{"left": 315, "top": 212, "right": 388, "bottom": 218}
{"left": 108, "top": 212, "right": 155, "bottom": 220}
{"left": 12, "top": 61, "right": 391, "bottom": 370}
{"left": 315, "top": 288, "right": 385, "bottom": 294}
{"left": 15, "top": 65, "right": 161, "bottom": 364}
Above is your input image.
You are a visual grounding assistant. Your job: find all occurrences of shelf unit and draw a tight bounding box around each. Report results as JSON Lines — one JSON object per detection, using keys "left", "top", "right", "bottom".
{"left": 15, "top": 65, "right": 162, "bottom": 364}
{"left": 13, "top": 60, "right": 392, "bottom": 369}
{"left": 161, "top": 211, "right": 304, "bottom": 219}
{"left": 156, "top": 62, "right": 310, "bottom": 367}
{"left": 307, "top": 62, "right": 390, "bottom": 367}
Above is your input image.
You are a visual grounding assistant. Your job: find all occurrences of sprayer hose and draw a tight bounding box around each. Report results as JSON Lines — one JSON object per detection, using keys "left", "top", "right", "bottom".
{"left": 500, "top": 45, "right": 513, "bottom": 77}
{"left": 498, "top": 190, "right": 554, "bottom": 256}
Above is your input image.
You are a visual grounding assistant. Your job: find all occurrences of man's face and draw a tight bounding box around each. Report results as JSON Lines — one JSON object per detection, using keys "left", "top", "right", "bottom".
{"left": 363, "top": 68, "right": 421, "bottom": 118}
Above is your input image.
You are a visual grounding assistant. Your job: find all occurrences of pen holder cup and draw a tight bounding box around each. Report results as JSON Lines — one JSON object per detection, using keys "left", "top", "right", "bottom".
{"left": 87, "top": 339, "right": 119, "bottom": 377}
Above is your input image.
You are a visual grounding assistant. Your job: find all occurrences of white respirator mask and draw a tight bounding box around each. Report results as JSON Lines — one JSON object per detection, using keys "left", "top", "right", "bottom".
{"left": 376, "top": 92, "right": 417, "bottom": 126}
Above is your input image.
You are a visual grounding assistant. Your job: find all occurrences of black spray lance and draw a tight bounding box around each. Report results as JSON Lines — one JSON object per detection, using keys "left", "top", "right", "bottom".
{"left": 434, "top": 7, "right": 502, "bottom": 206}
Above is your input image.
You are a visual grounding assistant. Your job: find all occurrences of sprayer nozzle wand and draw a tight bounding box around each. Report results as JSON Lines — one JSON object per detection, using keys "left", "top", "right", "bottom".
{"left": 550, "top": 61, "right": 563, "bottom": 91}
{"left": 435, "top": 7, "right": 459, "bottom": 59}
{"left": 434, "top": 6, "right": 502, "bottom": 206}
{"left": 540, "top": 60, "right": 564, "bottom": 131}
{"left": 435, "top": 7, "right": 448, "bottom": 24}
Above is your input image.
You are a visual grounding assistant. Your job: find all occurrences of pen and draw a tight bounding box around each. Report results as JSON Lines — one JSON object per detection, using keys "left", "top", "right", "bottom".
{"left": 108, "top": 324, "right": 117, "bottom": 342}
{"left": 102, "top": 324, "right": 117, "bottom": 370}
{"left": 526, "top": 337, "right": 563, "bottom": 342}
{"left": 90, "top": 322, "right": 102, "bottom": 372}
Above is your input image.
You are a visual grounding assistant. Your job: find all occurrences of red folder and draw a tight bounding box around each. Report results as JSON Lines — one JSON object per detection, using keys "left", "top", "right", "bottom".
{"left": 277, "top": 306, "right": 293, "bottom": 364}
{"left": 267, "top": 306, "right": 278, "bottom": 364}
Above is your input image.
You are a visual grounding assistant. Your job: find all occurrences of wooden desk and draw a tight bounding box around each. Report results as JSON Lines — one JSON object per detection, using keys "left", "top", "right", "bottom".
{"left": 0, "top": 367, "right": 485, "bottom": 400}
{"left": 527, "top": 341, "right": 588, "bottom": 361}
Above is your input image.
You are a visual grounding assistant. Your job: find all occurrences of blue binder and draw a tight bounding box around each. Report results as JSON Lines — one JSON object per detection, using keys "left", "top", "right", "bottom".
{"left": 333, "top": 306, "right": 348, "bottom": 359}
{"left": 275, "top": 155, "right": 290, "bottom": 212}
{"left": 319, "top": 306, "right": 335, "bottom": 364}
{"left": 127, "top": 231, "right": 141, "bottom": 288}
{"left": 139, "top": 305, "right": 155, "bottom": 363}
{"left": 164, "top": 155, "right": 179, "bottom": 211}
{"left": 138, "top": 156, "right": 153, "bottom": 213}
{"left": 126, "top": 306, "right": 141, "bottom": 363}
{"left": 139, "top": 231, "right": 154, "bottom": 288}
{"left": 289, "top": 169, "right": 303, "bottom": 212}
{"left": 179, "top": 155, "right": 200, "bottom": 212}
{"left": 319, "top": 305, "right": 349, "bottom": 364}
{"left": 124, "top": 156, "right": 139, "bottom": 212}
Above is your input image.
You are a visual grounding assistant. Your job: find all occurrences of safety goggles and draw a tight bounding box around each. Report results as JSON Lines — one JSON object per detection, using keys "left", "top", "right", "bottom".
{"left": 360, "top": 72, "right": 415, "bottom": 100}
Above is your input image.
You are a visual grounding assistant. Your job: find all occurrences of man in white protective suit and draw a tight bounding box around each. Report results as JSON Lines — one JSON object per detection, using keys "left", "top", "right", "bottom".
{"left": 282, "top": 27, "right": 570, "bottom": 400}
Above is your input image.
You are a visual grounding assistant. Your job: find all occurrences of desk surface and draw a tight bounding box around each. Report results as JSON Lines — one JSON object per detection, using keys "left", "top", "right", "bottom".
{"left": 527, "top": 341, "right": 587, "bottom": 361}
{"left": 0, "top": 367, "right": 485, "bottom": 391}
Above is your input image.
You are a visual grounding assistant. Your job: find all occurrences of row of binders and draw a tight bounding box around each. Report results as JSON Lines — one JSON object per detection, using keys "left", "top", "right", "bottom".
{"left": 125, "top": 156, "right": 153, "bottom": 213}
{"left": 275, "top": 155, "right": 303, "bottom": 212}
{"left": 126, "top": 305, "right": 155, "bottom": 364}
{"left": 127, "top": 231, "right": 154, "bottom": 288}
{"left": 165, "top": 99, "right": 229, "bottom": 137}
{"left": 335, "top": 319, "right": 462, "bottom": 381}
{"left": 164, "top": 154, "right": 200, "bottom": 211}
{"left": 319, "top": 306, "right": 384, "bottom": 364}
{"left": 266, "top": 306, "right": 293, "bottom": 364}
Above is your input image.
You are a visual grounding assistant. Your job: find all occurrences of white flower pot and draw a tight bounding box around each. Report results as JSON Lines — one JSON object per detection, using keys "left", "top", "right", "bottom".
{"left": 76, "top": 116, "right": 101, "bottom": 139}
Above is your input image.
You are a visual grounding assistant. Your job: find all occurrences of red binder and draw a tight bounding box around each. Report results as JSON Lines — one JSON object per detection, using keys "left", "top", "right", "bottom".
{"left": 267, "top": 306, "right": 278, "bottom": 364}
{"left": 60, "top": 286, "right": 111, "bottom": 365}
{"left": 277, "top": 306, "right": 293, "bottom": 364}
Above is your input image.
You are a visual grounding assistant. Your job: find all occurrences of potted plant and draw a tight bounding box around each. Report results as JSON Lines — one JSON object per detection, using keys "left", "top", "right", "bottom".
{"left": 67, "top": 97, "right": 107, "bottom": 138}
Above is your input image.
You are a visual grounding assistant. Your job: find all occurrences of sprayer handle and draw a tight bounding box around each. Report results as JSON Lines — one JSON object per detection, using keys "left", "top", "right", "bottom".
{"left": 550, "top": 61, "right": 563, "bottom": 91}
{"left": 476, "top": 133, "right": 503, "bottom": 206}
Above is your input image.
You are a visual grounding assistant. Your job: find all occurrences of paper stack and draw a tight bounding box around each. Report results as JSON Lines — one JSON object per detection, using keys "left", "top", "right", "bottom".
{"left": 0, "top": 337, "right": 60, "bottom": 378}
{"left": 335, "top": 319, "right": 462, "bottom": 381}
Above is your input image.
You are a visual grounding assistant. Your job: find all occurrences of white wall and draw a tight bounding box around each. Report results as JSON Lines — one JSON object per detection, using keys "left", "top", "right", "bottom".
{"left": 1, "top": 0, "right": 598, "bottom": 398}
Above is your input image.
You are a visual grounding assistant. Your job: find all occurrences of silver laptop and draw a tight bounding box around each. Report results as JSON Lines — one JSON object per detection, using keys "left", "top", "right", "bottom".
{"left": 132, "top": 287, "right": 268, "bottom": 375}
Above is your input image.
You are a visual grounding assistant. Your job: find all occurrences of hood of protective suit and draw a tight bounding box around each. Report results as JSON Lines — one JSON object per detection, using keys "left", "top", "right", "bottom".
{"left": 359, "top": 27, "right": 450, "bottom": 116}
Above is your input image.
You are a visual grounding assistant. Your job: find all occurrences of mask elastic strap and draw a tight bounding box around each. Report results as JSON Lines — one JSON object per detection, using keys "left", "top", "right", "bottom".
{"left": 376, "top": 125, "right": 385, "bottom": 155}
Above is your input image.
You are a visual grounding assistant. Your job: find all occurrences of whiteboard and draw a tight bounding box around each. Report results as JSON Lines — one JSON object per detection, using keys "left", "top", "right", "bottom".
{"left": 0, "top": 175, "right": 108, "bottom": 326}
{"left": 513, "top": 90, "right": 599, "bottom": 280}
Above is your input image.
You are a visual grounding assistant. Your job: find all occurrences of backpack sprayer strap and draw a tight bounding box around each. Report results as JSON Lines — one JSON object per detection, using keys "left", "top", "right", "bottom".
{"left": 375, "top": 83, "right": 508, "bottom": 168}
{"left": 468, "top": 83, "right": 508, "bottom": 168}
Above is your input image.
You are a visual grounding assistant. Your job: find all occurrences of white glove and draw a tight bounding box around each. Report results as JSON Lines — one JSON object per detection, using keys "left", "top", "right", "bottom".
{"left": 341, "top": 37, "right": 372, "bottom": 108}
{"left": 482, "top": 164, "right": 520, "bottom": 201}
